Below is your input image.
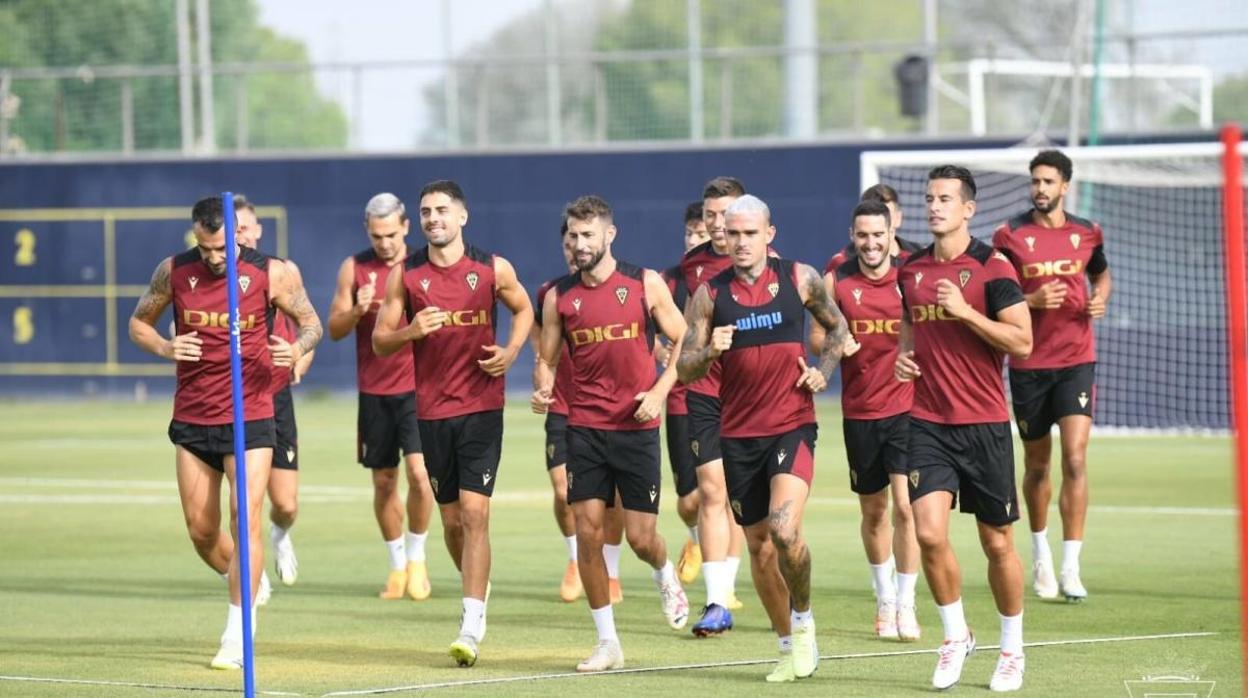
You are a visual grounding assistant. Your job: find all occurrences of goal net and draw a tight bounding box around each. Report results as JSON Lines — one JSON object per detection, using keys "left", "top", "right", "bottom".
{"left": 861, "top": 140, "right": 1248, "bottom": 434}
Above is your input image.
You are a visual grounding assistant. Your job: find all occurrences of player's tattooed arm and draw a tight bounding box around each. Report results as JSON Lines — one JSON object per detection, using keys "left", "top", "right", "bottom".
{"left": 798, "top": 263, "right": 848, "bottom": 382}
{"left": 675, "top": 284, "right": 717, "bottom": 384}
{"left": 128, "top": 258, "right": 196, "bottom": 361}
{"left": 271, "top": 261, "right": 323, "bottom": 365}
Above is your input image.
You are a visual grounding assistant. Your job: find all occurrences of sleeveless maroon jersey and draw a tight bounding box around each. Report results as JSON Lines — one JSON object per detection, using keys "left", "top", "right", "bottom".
{"left": 556, "top": 262, "right": 658, "bottom": 431}
{"left": 992, "top": 211, "right": 1107, "bottom": 370}
{"left": 402, "top": 244, "right": 505, "bottom": 420}
{"left": 170, "top": 246, "right": 274, "bottom": 424}
{"left": 833, "top": 258, "right": 913, "bottom": 419}
{"left": 661, "top": 265, "right": 689, "bottom": 416}
{"left": 708, "top": 258, "right": 814, "bottom": 438}
{"left": 353, "top": 249, "right": 417, "bottom": 396}
{"left": 680, "top": 241, "right": 732, "bottom": 398}
{"left": 536, "top": 277, "right": 574, "bottom": 417}
{"left": 898, "top": 238, "right": 1025, "bottom": 425}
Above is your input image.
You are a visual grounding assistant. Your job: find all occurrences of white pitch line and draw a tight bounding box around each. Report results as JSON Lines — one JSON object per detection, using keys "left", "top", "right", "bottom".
{"left": 0, "top": 674, "right": 301, "bottom": 696}
{"left": 319, "top": 631, "right": 1218, "bottom": 696}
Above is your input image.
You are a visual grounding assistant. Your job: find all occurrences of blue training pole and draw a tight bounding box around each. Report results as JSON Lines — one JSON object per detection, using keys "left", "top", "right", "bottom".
{"left": 222, "top": 192, "right": 257, "bottom": 698}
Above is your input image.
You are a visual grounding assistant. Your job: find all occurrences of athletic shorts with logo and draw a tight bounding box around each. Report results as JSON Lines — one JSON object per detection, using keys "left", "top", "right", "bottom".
{"left": 273, "top": 386, "right": 298, "bottom": 470}
{"left": 665, "top": 412, "right": 698, "bottom": 498}
{"left": 686, "top": 391, "right": 722, "bottom": 466}
{"left": 721, "top": 423, "right": 817, "bottom": 526}
{"left": 566, "top": 426, "right": 662, "bottom": 514}
{"left": 357, "top": 392, "right": 422, "bottom": 469}
{"left": 1009, "top": 362, "right": 1096, "bottom": 441}
{"left": 169, "top": 418, "right": 276, "bottom": 473}
{"left": 843, "top": 413, "right": 909, "bottom": 495}
{"left": 545, "top": 412, "right": 570, "bottom": 469}
{"left": 418, "top": 409, "right": 503, "bottom": 505}
{"left": 907, "top": 418, "right": 1019, "bottom": 526}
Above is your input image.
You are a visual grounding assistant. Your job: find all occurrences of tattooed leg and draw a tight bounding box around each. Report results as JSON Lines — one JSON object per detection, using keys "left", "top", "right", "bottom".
{"left": 768, "top": 474, "right": 812, "bottom": 612}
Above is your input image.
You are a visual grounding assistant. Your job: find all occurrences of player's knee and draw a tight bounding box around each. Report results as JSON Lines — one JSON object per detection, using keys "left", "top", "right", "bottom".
{"left": 767, "top": 522, "right": 800, "bottom": 554}
{"left": 861, "top": 500, "right": 889, "bottom": 530}
{"left": 185, "top": 519, "right": 218, "bottom": 550}
{"left": 270, "top": 497, "right": 298, "bottom": 523}
{"left": 459, "top": 505, "right": 489, "bottom": 532}
{"left": 891, "top": 500, "right": 915, "bottom": 529}
{"left": 914, "top": 524, "right": 947, "bottom": 551}
{"left": 979, "top": 530, "right": 1014, "bottom": 560}
{"left": 372, "top": 469, "right": 399, "bottom": 496}
{"left": 1061, "top": 452, "right": 1088, "bottom": 479}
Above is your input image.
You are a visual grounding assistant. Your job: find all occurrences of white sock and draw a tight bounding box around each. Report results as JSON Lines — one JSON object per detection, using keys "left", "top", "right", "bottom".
{"left": 896, "top": 572, "right": 919, "bottom": 606}
{"left": 726, "top": 555, "right": 741, "bottom": 593}
{"left": 221, "top": 603, "right": 256, "bottom": 643}
{"left": 688, "top": 525, "right": 700, "bottom": 546}
{"left": 702, "top": 561, "right": 728, "bottom": 607}
{"left": 461, "top": 597, "right": 486, "bottom": 641}
{"left": 1032, "top": 528, "right": 1052, "bottom": 562}
{"left": 590, "top": 604, "right": 618, "bottom": 642}
{"left": 651, "top": 560, "right": 676, "bottom": 586}
{"left": 778, "top": 635, "right": 792, "bottom": 653}
{"left": 999, "top": 611, "right": 1024, "bottom": 655}
{"left": 565, "top": 535, "right": 578, "bottom": 562}
{"left": 937, "top": 598, "right": 968, "bottom": 642}
{"left": 385, "top": 537, "right": 406, "bottom": 570}
{"left": 870, "top": 559, "right": 897, "bottom": 602}
{"left": 603, "top": 543, "right": 622, "bottom": 579}
{"left": 1062, "top": 540, "right": 1083, "bottom": 573}
{"left": 791, "top": 607, "right": 813, "bottom": 629}
{"left": 270, "top": 523, "right": 289, "bottom": 548}
{"left": 219, "top": 572, "right": 229, "bottom": 582}
{"left": 405, "top": 531, "right": 428, "bottom": 564}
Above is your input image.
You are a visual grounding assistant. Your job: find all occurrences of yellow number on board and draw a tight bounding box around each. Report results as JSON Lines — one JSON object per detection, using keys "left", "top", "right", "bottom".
{"left": 13, "top": 306, "right": 33, "bottom": 344}
{"left": 15, "top": 229, "right": 36, "bottom": 266}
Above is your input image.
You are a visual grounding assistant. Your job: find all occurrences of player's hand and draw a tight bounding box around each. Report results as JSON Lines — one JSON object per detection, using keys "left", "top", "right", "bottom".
{"left": 708, "top": 325, "right": 735, "bottom": 358}
{"left": 894, "top": 350, "right": 921, "bottom": 382}
{"left": 935, "top": 279, "right": 972, "bottom": 319}
{"left": 531, "top": 388, "right": 554, "bottom": 414}
{"left": 167, "top": 331, "right": 202, "bottom": 362}
{"left": 1086, "top": 292, "right": 1107, "bottom": 318}
{"left": 408, "top": 306, "right": 447, "bottom": 340}
{"left": 478, "top": 344, "right": 515, "bottom": 377}
{"left": 1027, "top": 280, "right": 1067, "bottom": 310}
{"left": 291, "top": 358, "right": 310, "bottom": 385}
{"left": 841, "top": 332, "right": 862, "bottom": 357}
{"left": 633, "top": 391, "right": 663, "bottom": 422}
{"left": 269, "top": 334, "right": 296, "bottom": 367}
{"left": 794, "top": 356, "right": 827, "bottom": 393}
{"left": 353, "top": 283, "right": 377, "bottom": 317}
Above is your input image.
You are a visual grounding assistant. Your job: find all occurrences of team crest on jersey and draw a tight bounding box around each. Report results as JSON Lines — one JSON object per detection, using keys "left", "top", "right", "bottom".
{"left": 1070, "top": 233, "right": 1081, "bottom": 249}
{"left": 465, "top": 271, "right": 480, "bottom": 291}
{"left": 914, "top": 272, "right": 924, "bottom": 286}
{"left": 851, "top": 288, "right": 863, "bottom": 305}
{"left": 777, "top": 448, "right": 787, "bottom": 465}
{"left": 1078, "top": 391, "right": 1089, "bottom": 408}
{"left": 908, "top": 470, "right": 920, "bottom": 488}
{"left": 695, "top": 265, "right": 704, "bottom": 279}
{"left": 419, "top": 278, "right": 430, "bottom": 292}
{"left": 189, "top": 276, "right": 199, "bottom": 291}
{"left": 1024, "top": 236, "right": 1036, "bottom": 252}
{"left": 690, "top": 440, "right": 699, "bottom": 458}
{"left": 572, "top": 297, "right": 582, "bottom": 313}
{"left": 767, "top": 282, "right": 780, "bottom": 298}
{"left": 546, "top": 443, "right": 556, "bottom": 460}
{"left": 367, "top": 271, "right": 378, "bottom": 286}
{"left": 959, "top": 269, "right": 971, "bottom": 287}
{"left": 238, "top": 275, "right": 251, "bottom": 293}
{"left": 731, "top": 499, "right": 743, "bottom": 518}
{"left": 615, "top": 286, "right": 629, "bottom": 305}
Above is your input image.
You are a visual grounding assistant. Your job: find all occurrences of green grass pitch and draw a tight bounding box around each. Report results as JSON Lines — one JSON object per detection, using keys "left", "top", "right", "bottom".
{"left": 0, "top": 397, "right": 1239, "bottom": 696}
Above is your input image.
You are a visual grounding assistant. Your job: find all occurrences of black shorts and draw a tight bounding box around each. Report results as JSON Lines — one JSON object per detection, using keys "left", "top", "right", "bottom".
{"left": 907, "top": 418, "right": 1019, "bottom": 526}
{"left": 357, "top": 392, "right": 422, "bottom": 469}
{"left": 686, "top": 391, "right": 722, "bottom": 466}
{"left": 843, "top": 413, "right": 910, "bottom": 495}
{"left": 273, "top": 386, "right": 298, "bottom": 471}
{"left": 665, "top": 413, "right": 698, "bottom": 498}
{"left": 1009, "top": 362, "right": 1096, "bottom": 441}
{"left": 567, "top": 426, "right": 662, "bottom": 514}
{"left": 721, "top": 423, "right": 818, "bottom": 527}
{"left": 418, "top": 409, "right": 504, "bottom": 505}
{"left": 545, "top": 412, "right": 569, "bottom": 470}
{"left": 169, "top": 418, "right": 276, "bottom": 473}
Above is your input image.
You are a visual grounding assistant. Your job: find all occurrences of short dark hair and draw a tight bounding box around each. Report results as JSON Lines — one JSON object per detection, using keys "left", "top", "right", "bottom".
{"left": 563, "top": 195, "right": 613, "bottom": 224}
{"left": 232, "top": 193, "right": 256, "bottom": 214}
{"left": 419, "top": 179, "right": 467, "bottom": 205}
{"left": 860, "top": 183, "right": 899, "bottom": 205}
{"left": 928, "top": 164, "right": 977, "bottom": 202}
{"left": 851, "top": 200, "right": 891, "bottom": 230}
{"left": 558, "top": 219, "right": 568, "bottom": 237}
{"left": 191, "top": 196, "right": 224, "bottom": 232}
{"left": 1029, "top": 149, "right": 1073, "bottom": 182}
{"left": 702, "top": 176, "right": 746, "bottom": 200}
{"left": 684, "top": 201, "right": 703, "bottom": 225}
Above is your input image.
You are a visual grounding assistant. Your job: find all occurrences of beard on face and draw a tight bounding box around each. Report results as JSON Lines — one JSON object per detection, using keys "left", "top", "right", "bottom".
{"left": 1033, "top": 193, "right": 1061, "bottom": 214}
{"left": 574, "top": 247, "right": 606, "bottom": 271}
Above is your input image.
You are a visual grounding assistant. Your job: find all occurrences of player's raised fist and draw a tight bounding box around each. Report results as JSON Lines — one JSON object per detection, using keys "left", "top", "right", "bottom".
{"left": 167, "top": 331, "right": 202, "bottom": 362}
{"left": 409, "top": 305, "right": 446, "bottom": 340}
{"left": 709, "top": 325, "right": 735, "bottom": 357}
{"left": 353, "top": 283, "right": 377, "bottom": 316}
{"left": 894, "top": 349, "right": 921, "bottom": 382}
{"left": 1027, "top": 279, "right": 1067, "bottom": 310}
{"left": 935, "top": 278, "right": 971, "bottom": 319}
